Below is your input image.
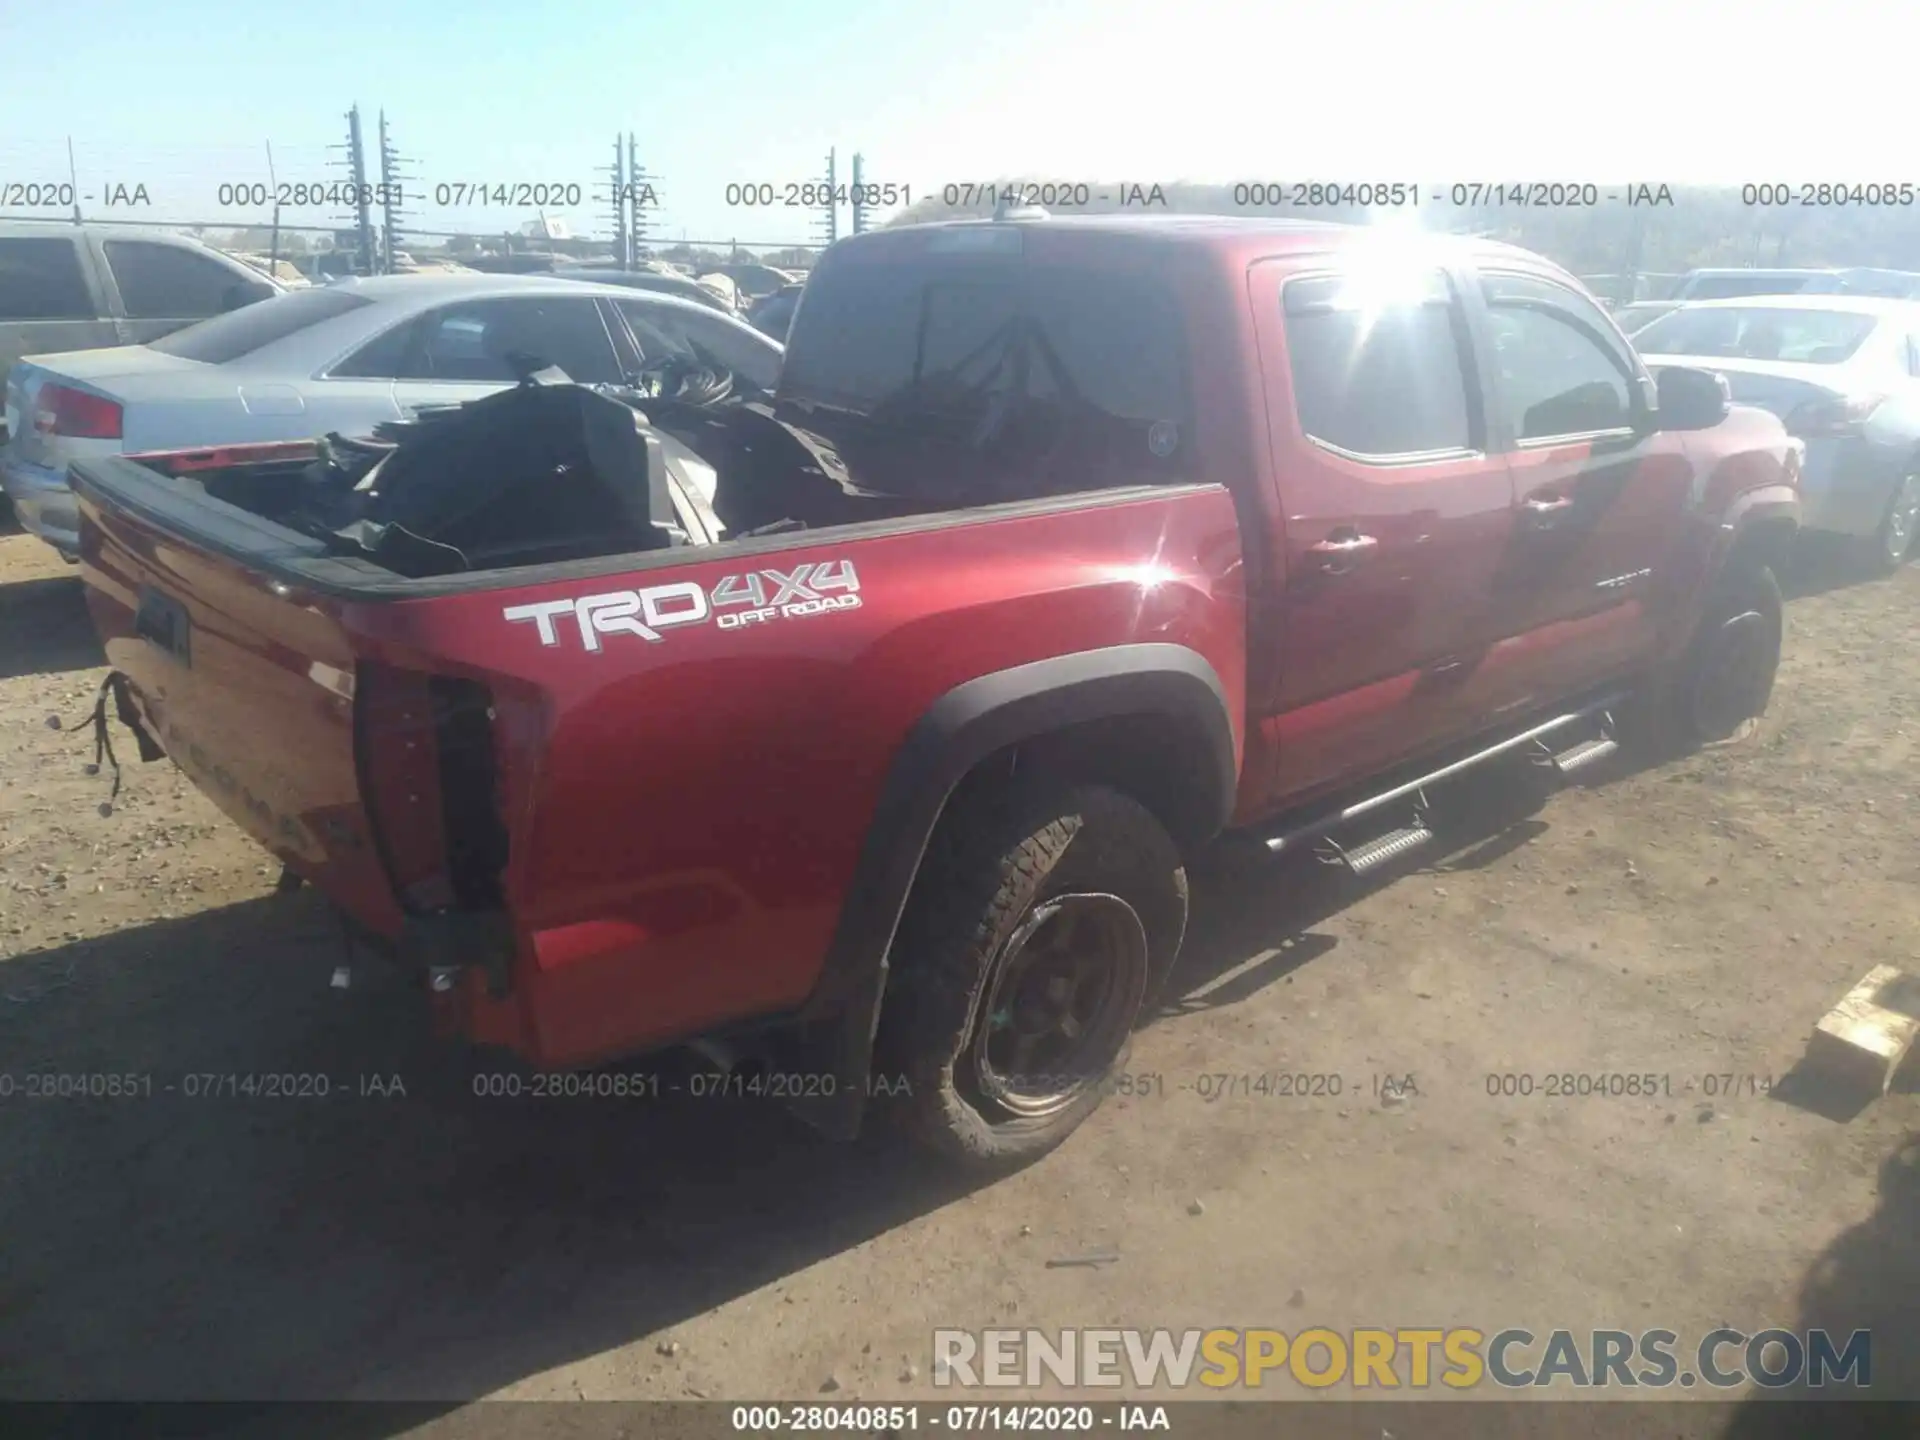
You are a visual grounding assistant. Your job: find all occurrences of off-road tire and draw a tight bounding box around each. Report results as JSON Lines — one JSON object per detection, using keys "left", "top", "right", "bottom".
{"left": 875, "top": 783, "right": 1188, "bottom": 1169}
{"left": 1619, "top": 560, "right": 1783, "bottom": 761}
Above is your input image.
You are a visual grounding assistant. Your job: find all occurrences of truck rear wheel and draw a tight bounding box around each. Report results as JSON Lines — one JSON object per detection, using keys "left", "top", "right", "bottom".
{"left": 1622, "top": 559, "right": 1783, "bottom": 758}
{"left": 877, "top": 783, "right": 1187, "bottom": 1169}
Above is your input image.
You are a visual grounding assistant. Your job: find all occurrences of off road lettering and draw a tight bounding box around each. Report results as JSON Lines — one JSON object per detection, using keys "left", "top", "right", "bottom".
{"left": 503, "top": 561, "right": 862, "bottom": 650}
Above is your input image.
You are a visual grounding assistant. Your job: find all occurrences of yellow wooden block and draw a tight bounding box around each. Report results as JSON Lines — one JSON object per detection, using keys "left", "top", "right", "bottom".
{"left": 1806, "top": 965, "right": 1920, "bottom": 1096}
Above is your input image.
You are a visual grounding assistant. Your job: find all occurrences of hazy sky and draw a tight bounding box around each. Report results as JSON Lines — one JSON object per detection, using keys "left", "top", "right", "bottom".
{"left": 0, "top": 0, "right": 1908, "bottom": 246}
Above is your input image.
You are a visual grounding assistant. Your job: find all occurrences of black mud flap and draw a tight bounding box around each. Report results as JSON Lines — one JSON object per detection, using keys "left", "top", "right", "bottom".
{"left": 769, "top": 961, "right": 889, "bottom": 1142}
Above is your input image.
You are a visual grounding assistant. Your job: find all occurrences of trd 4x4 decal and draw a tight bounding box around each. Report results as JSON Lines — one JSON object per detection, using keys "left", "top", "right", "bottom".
{"left": 504, "top": 560, "right": 862, "bottom": 652}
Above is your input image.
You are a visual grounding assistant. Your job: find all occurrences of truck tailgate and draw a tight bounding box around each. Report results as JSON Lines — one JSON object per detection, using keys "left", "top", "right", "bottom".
{"left": 70, "top": 457, "right": 406, "bottom": 936}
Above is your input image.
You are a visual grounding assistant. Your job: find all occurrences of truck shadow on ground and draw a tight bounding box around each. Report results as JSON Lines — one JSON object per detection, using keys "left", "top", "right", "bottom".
{"left": 0, "top": 758, "right": 1568, "bottom": 1410}
{"left": 0, "top": 572, "right": 102, "bottom": 679}
{"left": 1717, "top": 1132, "right": 1920, "bottom": 1436}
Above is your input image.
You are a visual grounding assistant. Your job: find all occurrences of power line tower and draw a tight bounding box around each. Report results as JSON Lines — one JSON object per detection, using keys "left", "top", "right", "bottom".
{"left": 851, "top": 153, "right": 867, "bottom": 235}
{"left": 340, "top": 105, "right": 375, "bottom": 277}
{"left": 606, "top": 136, "right": 629, "bottom": 269}
{"left": 377, "top": 110, "right": 416, "bottom": 274}
{"left": 814, "top": 147, "right": 838, "bottom": 247}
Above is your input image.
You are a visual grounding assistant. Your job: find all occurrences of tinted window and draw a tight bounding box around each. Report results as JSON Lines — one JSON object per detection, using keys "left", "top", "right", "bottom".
{"left": 150, "top": 286, "right": 373, "bottom": 364}
{"left": 1633, "top": 306, "right": 1878, "bottom": 364}
{"left": 0, "top": 236, "right": 94, "bottom": 320}
{"left": 1686, "top": 274, "right": 1817, "bottom": 300}
{"left": 1481, "top": 273, "right": 1634, "bottom": 439}
{"left": 1283, "top": 269, "right": 1473, "bottom": 456}
{"left": 779, "top": 253, "right": 1192, "bottom": 499}
{"left": 783, "top": 259, "right": 1189, "bottom": 423}
{"left": 615, "top": 299, "right": 782, "bottom": 392}
{"left": 779, "top": 260, "right": 936, "bottom": 410}
{"left": 392, "top": 297, "right": 620, "bottom": 383}
{"left": 328, "top": 315, "right": 416, "bottom": 377}
{"left": 104, "top": 240, "right": 243, "bottom": 320}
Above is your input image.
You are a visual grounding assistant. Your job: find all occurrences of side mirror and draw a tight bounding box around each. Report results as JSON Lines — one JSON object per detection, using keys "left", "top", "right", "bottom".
{"left": 1653, "top": 365, "right": 1731, "bottom": 431}
{"left": 222, "top": 279, "right": 276, "bottom": 312}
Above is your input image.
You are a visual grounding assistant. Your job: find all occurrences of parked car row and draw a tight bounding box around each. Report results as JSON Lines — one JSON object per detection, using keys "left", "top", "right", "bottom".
{"left": 0, "top": 222, "right": 283, "bottom": 426}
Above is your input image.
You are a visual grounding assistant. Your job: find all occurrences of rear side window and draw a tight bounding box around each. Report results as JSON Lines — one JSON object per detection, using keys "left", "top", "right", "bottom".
{"left": 383, "top": 297, "right": 621, "bottom": 383}
{"left": 150, "top": 286, "right": 373, "bottom": 364}
{"left": 104, "top": 240, "right": 243, "bottom": 320}
{"left": 1283, "top": 270, "right": 1474, "bottom": 457}
{"left": 779, "top": 251, "right": 1193, "bottom": 500}
{"left": 0, "top": 236, "right": 94, "bottom": 320}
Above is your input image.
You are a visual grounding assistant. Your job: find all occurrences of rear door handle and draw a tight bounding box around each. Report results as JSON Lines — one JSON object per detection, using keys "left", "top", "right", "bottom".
{"left": 1307, "top": 532, "right": 1378, "bottom": 574}
{"left": 1523, "top": 494, "right": 1575, "bottom": 527}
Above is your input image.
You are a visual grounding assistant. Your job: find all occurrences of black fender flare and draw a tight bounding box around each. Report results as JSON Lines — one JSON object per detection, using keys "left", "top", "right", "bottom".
{"left": 780, "top": 643, "right": 1238, "bottom": 1139}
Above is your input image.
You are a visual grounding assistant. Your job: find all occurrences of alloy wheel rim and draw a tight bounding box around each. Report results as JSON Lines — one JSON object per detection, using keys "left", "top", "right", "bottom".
{"left": 969, "top": 892, "right": 1148, "bottom": 1121}
{"left": 1887, "top": 475, "right": 1920, "bottom": 564}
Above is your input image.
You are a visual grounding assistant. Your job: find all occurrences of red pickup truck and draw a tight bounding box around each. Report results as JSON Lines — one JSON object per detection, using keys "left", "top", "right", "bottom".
{"left": 68, "top": 215, "right": 1802, "bottom": 1167}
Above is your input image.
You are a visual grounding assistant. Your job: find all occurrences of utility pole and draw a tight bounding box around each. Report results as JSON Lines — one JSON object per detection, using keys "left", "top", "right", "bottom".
{"left": 265, "top": 141, "right": 283, "bottom": 281}
{"left": 377, "top": 110, "right": 414, "bottom": 273}
{"left": 343, "top": 105, "right": 374, "bottom": 276}
{"left": 815, "top": 147, "right": 838, "bottom": 247}
{"left": 851, "top": 153, "right": 867, "bottom": 235}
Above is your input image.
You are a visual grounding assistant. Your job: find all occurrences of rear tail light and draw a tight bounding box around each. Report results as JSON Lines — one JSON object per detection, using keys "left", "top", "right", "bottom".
{"left": 356, "top": 664, "right": 508, "bottom": 916}
{"left": 33, "top": 383, "right": 123, "bottom": 439}
{"left": 1786, "top": 392, "right": 1885, "bottom": 439}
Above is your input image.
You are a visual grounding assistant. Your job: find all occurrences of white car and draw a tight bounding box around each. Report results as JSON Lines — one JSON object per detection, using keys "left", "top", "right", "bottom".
{"left": 1636, "top": 293, "right": 1920, "bottom": 572}
{"left": 2, "top": 272, "right": 783, "bottom": 555}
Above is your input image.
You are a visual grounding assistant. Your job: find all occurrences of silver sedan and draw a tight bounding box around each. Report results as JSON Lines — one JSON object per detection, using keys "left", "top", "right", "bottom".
{"left": 2, "top": 272, "right": 784, "bottom": 555}
{"left": 1636, "top": 293, "right": 1920, "bottom": 573}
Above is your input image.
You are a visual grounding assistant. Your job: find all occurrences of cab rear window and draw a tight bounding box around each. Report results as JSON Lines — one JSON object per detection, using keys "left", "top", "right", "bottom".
{"left": 777, "top": 248, "right": 1192, "bottom": 501}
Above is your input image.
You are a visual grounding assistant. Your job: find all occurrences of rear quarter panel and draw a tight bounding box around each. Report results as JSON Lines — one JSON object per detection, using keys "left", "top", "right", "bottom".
{"left": 342, "top": 486, "right": 1247, "bottom": 1067}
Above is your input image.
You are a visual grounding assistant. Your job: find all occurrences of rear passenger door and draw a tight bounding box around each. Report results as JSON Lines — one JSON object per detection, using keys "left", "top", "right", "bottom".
{"left": 97, "top": 237, "right": 255, "bottom": 345}
{"left": 1250, "top": 260, "right": 1516, "bottom": 801}
{"left": 0, "top": 234, "right": 115, "bottom": 385}
{"left": 1473, "top": 269, "right": 1691, "bottom": 695}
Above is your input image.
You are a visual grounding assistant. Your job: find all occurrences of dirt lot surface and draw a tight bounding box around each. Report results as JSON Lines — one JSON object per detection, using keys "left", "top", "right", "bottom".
{"left": 2, "top": 521, "right": 1916, "bottom": 1431}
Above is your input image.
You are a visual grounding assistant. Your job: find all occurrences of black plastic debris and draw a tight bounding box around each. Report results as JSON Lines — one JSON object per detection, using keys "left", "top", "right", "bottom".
{"left": 293, "top": 369, "right": 684, "bottom": 578}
